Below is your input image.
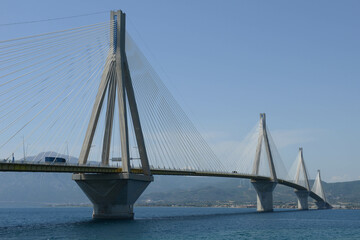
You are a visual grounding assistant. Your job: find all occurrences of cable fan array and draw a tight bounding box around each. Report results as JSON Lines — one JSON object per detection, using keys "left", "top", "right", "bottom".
{"left": 125, "top": 33, "right": 227, "bottom": 172}
{"left": 287, "top": 150, "right": 311, "bottom": 189}
{"left": 0, "top": 21, "right": 113, "bottom": 163}
{"left": 312, "top": 171, "right": 326, "bottom": 201}
{"left": 0, "top": 18, "right": 314, "bottom": 181}
{"left": 223, "top": 120, "right": 289, "bottom": 177}
{"left": 0, "top": 19, "right": 227, "bottom": 172}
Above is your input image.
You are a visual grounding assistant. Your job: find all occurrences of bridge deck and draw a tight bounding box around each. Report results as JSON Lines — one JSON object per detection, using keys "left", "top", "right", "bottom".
{"left": 0, "top": 162, "right": 330, "bottom": 207}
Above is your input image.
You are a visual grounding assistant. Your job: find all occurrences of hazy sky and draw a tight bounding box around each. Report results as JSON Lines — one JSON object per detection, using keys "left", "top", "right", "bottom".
{"left": 1, "top": 0, "right": 359, "bottom": 182}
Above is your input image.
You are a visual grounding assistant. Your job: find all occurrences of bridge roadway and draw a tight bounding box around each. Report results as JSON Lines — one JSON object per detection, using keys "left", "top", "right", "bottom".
{"left": 0, "top": 161, "right": 330, "bottom": 207}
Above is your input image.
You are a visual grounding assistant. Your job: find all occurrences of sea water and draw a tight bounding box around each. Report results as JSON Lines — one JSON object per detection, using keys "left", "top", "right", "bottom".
{"left": 0, "top": 207, "right": 359, "bottom": 239}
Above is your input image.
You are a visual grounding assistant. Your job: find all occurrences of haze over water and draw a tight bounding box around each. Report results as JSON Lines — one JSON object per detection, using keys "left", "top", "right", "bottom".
{"left": 0, "top": 207, "right": 359, "bottom": 239}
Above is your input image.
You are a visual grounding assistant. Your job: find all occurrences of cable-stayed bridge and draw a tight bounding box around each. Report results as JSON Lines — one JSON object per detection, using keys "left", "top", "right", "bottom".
{"left": 0, "top": 10, "right": 331, "bottom": 219}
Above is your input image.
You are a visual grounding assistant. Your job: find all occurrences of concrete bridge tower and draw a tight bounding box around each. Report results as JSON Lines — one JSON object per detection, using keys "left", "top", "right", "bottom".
{"left": 312, "top": 170, "right": 331, "bottom": 209}
{"left": 294, "top": 147, "right": 311, "bottom": 210}
{"left": 251, "top": 113, "right": 277, "bottom": 212}
{"left": 72, "top": 10, "right": 153, "bottom": 219}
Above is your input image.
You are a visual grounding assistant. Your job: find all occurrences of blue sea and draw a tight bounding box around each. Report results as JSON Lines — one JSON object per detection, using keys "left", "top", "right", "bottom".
{"left": 0, "top": 207, "right": 359, "bottom": 239}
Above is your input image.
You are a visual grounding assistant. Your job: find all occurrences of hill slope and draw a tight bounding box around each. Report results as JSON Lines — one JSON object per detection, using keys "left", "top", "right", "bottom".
{"left": 0, "top": 170, "right": 358, "bottom": 208}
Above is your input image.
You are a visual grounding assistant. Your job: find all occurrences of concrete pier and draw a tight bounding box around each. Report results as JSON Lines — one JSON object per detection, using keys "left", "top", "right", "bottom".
{"left": 315, "top": 200, "right": 327, "bottom": 210}
{"left": 73, "top": 173, "right": 153, "bottom": 219}
{"left": 295, "top": 190, "right": 309, "bottom": 210}
{"left": 251, "top": 180, "right": 277, "bottom": 212}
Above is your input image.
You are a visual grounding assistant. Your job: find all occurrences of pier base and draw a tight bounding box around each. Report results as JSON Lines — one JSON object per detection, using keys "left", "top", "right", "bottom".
{"left": 251, "top": 180, "right": 277, "bottom": 212}
{"left": 315, "top": 200, "right": 328, "bottom": 210}
{"left": 72, "top": 173, "right": 153, "bottom": 219}
{"left": 295, "top": 190, "right": 309, "bottom": 210}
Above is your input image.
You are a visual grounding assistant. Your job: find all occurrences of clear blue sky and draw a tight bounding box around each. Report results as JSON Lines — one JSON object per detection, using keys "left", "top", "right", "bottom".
{"left": 1, "top": 0, "right": 359, "bottom": 182}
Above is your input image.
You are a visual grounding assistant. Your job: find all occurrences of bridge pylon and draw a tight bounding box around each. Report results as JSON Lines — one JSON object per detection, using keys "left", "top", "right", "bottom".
{"left": 251, "top": 113, "right": 277, "bottom": 212}
{"left": 294, "top": 148, "right": 310, "bottom": 210}
{"left": 72, "top": 10, "right": 153, "bottom": 219}
{"left": 312, "top": 170, "right": 331, "bottom": 209}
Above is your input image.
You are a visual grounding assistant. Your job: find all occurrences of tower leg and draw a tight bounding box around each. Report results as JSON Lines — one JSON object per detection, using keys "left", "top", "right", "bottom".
{"left": 72, "top": 173, "right": 153, "bottom": 219}
{"left": 251, "top": 180, "right": 277, "bottom": 212}
{"left": 295, "top": 190, "right": 309, "bottom": 210}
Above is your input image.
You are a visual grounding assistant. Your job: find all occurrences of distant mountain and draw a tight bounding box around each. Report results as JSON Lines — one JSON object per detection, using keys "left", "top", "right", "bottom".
{"left": 14, "top": 152, "right": 92, "bottom": 164}
{"left": 0, "top": 172, "right": 87, "bottom": 207}
{"left": 138, "top": 178, "right": 360, "bottom": 208}
{"left": 322, "top": 180, "right": 360, "bottom": 205}
{"left": 0, "top": 153, "right": 358, "bottom": 208}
